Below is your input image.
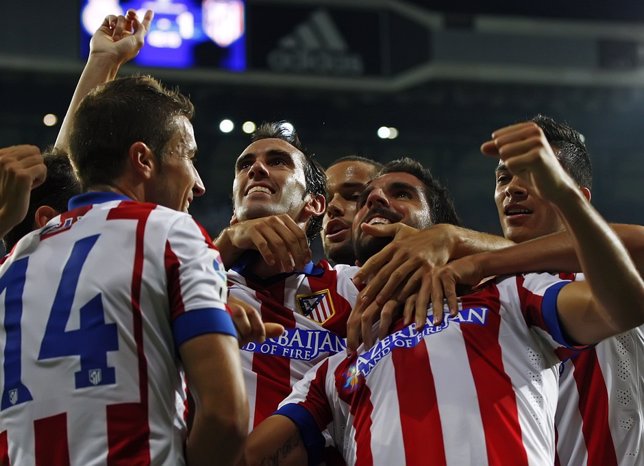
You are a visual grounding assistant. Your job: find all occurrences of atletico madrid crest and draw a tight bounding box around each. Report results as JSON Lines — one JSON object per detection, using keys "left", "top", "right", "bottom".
{"left": 297, "top": 289, "right": 336, "bottom": 324}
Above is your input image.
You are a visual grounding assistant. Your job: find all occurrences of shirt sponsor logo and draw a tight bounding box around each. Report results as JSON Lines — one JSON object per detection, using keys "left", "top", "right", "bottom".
{"left": 242, "top": 328, "right": 346, "bottom": 361}
{"left": 353, "top": 307, "right": 489, "bottom": 379}
{"left": 297, "top": 289, "right": 336, "bottom": 324}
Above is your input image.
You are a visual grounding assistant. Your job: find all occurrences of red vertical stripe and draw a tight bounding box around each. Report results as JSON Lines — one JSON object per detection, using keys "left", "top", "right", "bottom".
{"left": 0, "top": 430, "right": 9, "bottom": 466}
{"left": 571, "top": 350, "right": 618, "bottom": 465}
{"left": 461, "top": 287, "right": 529, "bottom": 466}
{"left": 34, "top": 413, "right": 70, "bottom": 466}
{"left": 392, "top": 342, "right": 446, "bottom": 466}
{"left": 335, "top": 357, "right": 374, "bottom": 466}
{"left": 252, "top": 281, "right": 296, "bottom": 427}
{"left": 164, "top": 241, "right": 186, "bottom": 320}
{"left": 106, "top": 203, "right": 153, "bottom": 465}
{"left": 106, "top": 403, "right": 150, "bottom": 465}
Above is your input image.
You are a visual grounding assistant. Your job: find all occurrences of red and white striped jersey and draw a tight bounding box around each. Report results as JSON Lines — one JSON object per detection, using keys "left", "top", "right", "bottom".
{"left": 277, "top": 273, "right": 584, "bottom": 466}
{"left": 553, "top": 273, "right": 643, "bottom": 466}
{"left": 227, "top": 258, "right": 359, "bottom": 429}
{"left": 0, "top": 192, "right": 234, "bottom": 466}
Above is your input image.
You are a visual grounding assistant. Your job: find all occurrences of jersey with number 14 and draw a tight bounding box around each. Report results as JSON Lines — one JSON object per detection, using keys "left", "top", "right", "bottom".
{"left": 0, "top": 192, "right": 234, "bottom": 466}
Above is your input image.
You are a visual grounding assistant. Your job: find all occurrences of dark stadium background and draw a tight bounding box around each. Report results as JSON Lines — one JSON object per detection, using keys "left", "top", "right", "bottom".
{"left": 1, "top": 0, "right": 642, "bottom": 259}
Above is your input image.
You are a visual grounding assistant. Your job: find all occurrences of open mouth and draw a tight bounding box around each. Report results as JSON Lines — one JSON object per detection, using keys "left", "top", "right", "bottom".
{"left": 245, "top": 185, "right": 274, "bottom": 196}
{"left": 325, "top": 219, "right": 350, "bottom": 241}
{"left": 362, "top": 207, "right": 404, "bottom": 227}
{"left": 504, "top": 204, "right": 533, "bottom": 216}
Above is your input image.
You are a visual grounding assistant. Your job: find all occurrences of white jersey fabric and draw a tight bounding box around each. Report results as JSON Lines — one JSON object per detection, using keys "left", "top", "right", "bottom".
{"left": 0, "top": 192, "right": 234, "bottom": 466}
{"left": 554, "top": 271, "right": 643, "bottom": 466}
{"left": 278, "top": 273, "right": 585, "bottom": 466}
{"left": 227, "top": 257, "right": 359, "bottom": 430}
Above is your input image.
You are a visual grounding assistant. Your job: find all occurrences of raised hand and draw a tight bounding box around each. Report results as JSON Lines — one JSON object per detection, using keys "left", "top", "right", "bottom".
{"left": 216, "top": 214, "right": 312, "bottom": 272}
{"left": 482, "top": 122, "right": 579, "bottom": 204}
{"left": 0, "top": 145, "right": 46, "bottom": 238}
{"left": 90, "top": 9, "right": 154, "bottom": 65}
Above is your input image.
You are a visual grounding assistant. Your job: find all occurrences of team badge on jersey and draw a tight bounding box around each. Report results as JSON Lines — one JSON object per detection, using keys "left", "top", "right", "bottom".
{"left": 89, "top": 369, "right": 102, "bottom": 386}
{"left": 9, "top": 389, "right": 18, "bottom": 405}
{"left": 296, "top": 289, "right": 335, "bottom": 324}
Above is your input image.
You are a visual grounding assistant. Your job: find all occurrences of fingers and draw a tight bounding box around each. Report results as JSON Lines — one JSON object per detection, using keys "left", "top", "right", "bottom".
{"left": 133, "top": 9, "right": 154, "bottom": 42}
{"left": 346, "top": 308, "right": 362, "bottom": 354}
{"left": 111, "top": 13, "right": 130, "bottom": 41}
{"left": 352, "top": 239, "right": 395, "bottom": 286}
{"left": 377, "top": 299, "right": 401, "bottom": 341}
{"left": 228, "top": 297, "right": 267, "bottom": 347}
{"left": 264, "top": 323, "right": 285, "bottom": 339}
{"left": 414, "top": 274, "right": 432, "bottom": 329}
{"left": 361, "top": 300, "right": 380, "bottom": 349}
{"left": 430, "top": 274, "right": 445, "bottom": 326}
{"left": 0, "top": 145, "right": 46, "bottom": 189}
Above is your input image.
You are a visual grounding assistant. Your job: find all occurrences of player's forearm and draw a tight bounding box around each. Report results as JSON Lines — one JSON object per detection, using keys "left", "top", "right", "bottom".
{"left": 554, "top": 189, "right": 644, "bottom": 330}
{"left": 445, "top": 224, "right": 514, "bottom": 258}
{"left": 187, "top": 410, "right": 247, "bottom": 466}
{"left": 54, "top": 54, "right": 122, "bottom": 153}
{"left": 244, "top": 416, "right": 308, "bottom": 466}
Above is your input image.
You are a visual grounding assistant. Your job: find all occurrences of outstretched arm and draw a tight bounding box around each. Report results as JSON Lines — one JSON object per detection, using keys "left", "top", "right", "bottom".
{"left": 346, "top": 222, "right": 513, "bottom": 351}
{"left": 433, "top": 122, "right": 644, "bottom": 341}
{"left": 55, "top": 9, "right": 153, "bottom": 153}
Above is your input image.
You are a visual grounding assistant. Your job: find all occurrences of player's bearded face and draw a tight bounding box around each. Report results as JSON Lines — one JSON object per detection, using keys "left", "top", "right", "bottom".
{"left": 353, "top": 205, "right": 404, "bottom": 265}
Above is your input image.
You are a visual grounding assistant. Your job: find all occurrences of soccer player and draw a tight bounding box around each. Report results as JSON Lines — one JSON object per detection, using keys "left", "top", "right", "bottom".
{"left": 0, "top": 76, "right": 247, "bottom": 465}
{"left": 242, "top": 127, "right": 644, "bottom": 466}
{"left": 215, "top": 127, "right": 399, "bottom": 432}
{"left": 322, "top": 156, "right": 382, "bottom": 265}
{"left": 352, "top": 115, "right": 643, "bottom": 465}
{"left": 438, "top": 116, "right": 644, "bottom": 465}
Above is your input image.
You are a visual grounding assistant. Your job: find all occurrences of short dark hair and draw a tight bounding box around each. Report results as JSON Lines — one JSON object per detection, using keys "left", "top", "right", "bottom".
{"left": 379, "top": 157, "right": 461, "bottom": 226}
{"left": 531, "top": 114, "right": 592, "bottom": 189}
{"left": 328, "top": 155, "right": 383, "bottom": 172}
{"left": 69, "top": 75, "right": 194, "bottom": 190}
{"left": 251, "top": 121, "right": 327, "bottom": 240}
{"left": 3, "top": 148, "right": 81, "bottom": 251}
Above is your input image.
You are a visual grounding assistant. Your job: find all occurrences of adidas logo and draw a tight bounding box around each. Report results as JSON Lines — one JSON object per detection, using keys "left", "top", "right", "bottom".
{"left": 267, "top": 9, "right": 364, "bottom": 76}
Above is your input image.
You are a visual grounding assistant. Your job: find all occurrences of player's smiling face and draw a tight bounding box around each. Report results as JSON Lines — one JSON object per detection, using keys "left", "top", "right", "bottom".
{"left": 151, "top": 116, "right": 205, "bottom": 213}
{"left": 232, "top": 138, "right": 310, "bottom": 222}
{"left": 494, "top": 162, "right": 565, "bottom": 242}
{"left": 352, "top": 172, "right": 432, "bottom": 264}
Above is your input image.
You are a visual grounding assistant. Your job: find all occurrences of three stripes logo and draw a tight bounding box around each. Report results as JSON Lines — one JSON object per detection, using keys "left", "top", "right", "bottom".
{"left": 268, "top": 9, "right": 364, "bottom": 76}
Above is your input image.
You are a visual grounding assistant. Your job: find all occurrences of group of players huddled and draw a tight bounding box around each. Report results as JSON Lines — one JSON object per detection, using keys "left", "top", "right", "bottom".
{"left": 0, "top": 9, "right": 642, "bottom": 466}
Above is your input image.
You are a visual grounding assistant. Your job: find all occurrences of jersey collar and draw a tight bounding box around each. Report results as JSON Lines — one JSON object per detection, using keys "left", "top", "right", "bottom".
{"left": 68, "top": 192, "right": 132, "bottom": 211}
{"left": 231, "top": 251, "right": 323, "bottom": 283}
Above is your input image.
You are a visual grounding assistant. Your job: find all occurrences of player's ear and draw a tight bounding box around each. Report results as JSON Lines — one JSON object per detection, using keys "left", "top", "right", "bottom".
{"left": 34, "top": 205, "right": 59, "bottom": 228}
{"left": 128, "top": 141, "right": 156, "bottom": 179}
{"left": 302, "top": 193, "right": 326, "bottom": 219}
